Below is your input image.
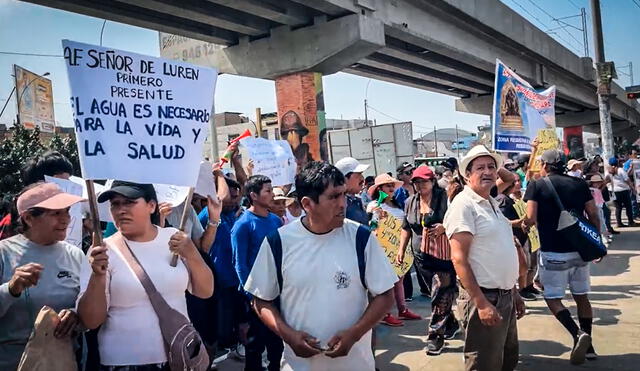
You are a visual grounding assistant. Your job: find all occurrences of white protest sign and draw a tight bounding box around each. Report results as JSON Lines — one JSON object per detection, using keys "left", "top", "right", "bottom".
{"left": 240, "top": 138, "right": 296, "bottom": 186}
{"left": 195, "top": 161, "right": 217, "bottom": 198}
{"left": 67, "top": 176, "right": 113, "bottom": 222}
{"left": 44, "top": 176, "right": 83, "bottom": 248}
{"left": 62, "top": 40, "right": 217, "bottom": 187}
{"left": 154, "top": 183, "right": 191, "bottom": 206}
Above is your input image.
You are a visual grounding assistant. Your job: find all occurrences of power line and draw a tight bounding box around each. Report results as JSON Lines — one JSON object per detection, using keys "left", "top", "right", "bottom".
{"left": 526, "top": 0, "right": 585, "bottom": 51}
{"left": 366, "top": 105, "right": 405, "bottom": 122}
{"left": 0, "top": 51, "right": 63, "bottom": 58}
{"left": 632, "top": 0, "right": 640, "bottom": 10}
{"left": 568, "top": 0, "right": 582, "bottom": 10}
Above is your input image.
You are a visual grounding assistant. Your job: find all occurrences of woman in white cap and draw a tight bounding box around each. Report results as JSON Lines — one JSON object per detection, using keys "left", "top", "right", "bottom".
{"left": 366, "top": 174, "right": 422, "bottom": 327}
{"left": 0, "top": 182, "right": 86, "bottom": 370}
{"left": 77, "top": 181, "right": 214, "bottom": 370}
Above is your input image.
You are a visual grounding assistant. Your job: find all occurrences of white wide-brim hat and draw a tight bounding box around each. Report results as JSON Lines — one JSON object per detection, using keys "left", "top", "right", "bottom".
{"left": 460, "top": 145, "right": 504, "bottom": 178}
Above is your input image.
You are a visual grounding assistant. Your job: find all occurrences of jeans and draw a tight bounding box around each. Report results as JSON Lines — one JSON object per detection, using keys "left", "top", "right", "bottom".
{"left": 614, "top": 190, "right": 635, "bottom": 225}
{"left": 245, "top": 309, "right": 283, "bottom": 371}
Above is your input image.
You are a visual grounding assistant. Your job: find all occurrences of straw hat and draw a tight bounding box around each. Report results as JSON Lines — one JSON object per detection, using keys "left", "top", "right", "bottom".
{"left": 367, "top": 174, "right": 403, "bottom": 198}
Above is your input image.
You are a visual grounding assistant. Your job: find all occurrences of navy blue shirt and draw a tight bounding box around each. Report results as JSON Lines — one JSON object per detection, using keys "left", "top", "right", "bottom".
{"left": 345, "top": 194, "right": 369, "bottom": 225}
{"left": 394, "top": 187, "right": 410, "bottom": 210}
{"left": 198, "top": 207, "right": 241, "bottom": 289}
{"left": 231, "top": 210, "right": 282, "bottom": 293}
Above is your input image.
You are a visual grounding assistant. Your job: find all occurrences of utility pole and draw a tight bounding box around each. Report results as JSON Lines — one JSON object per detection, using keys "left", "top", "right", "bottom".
{"left": 590, "top": 0, "right": 615, "bottom": 161}
{"left": 255, "top": 107, "right": 262, "bottom": 138}
{"left": 433, "top": 125, "right": 438, "bottom": 157}
{"left": 581, "top": 8, "right": 589, "bottom": 58}
{"left": 364, "top": 98, "right": 368, "bottom": 127}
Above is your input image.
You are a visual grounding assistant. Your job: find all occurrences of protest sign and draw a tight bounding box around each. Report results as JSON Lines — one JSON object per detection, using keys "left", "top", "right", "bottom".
{"left": 62, "top": 40, "right": 217, "bottom": 187}
{"left": 528, "top": 129, "right": 560, "bottom": 173}
{"left": 492, "top": 59, "right": 556, "bottom": 153}
{"left": 154, "top": 183, "right": 191, "bottom": 206}
{"left": 376, "top": 215, "right": 413, "bottom": 276}
{"left": 240, "top": 137, "right": 296, "bottom": 186}
{"left": 44, "top": 176, "right": 83, "bottom": 248}
{"left": 195, "top": 161, "right": 217, "bottom": 198}
{"left": 513, "top": 198, "right": 541, "bottom": 252}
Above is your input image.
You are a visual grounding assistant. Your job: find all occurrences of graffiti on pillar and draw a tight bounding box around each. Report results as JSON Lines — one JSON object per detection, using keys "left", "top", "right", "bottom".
{"left": 276, "top": 72, "right": 328, "bottom": 173}
{"left": 563, "top": 126, "right": 585, "bottom": 160}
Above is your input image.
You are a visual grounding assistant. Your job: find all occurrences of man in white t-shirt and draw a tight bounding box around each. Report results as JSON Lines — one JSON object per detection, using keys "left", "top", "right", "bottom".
{"left": 244, "top": 161, "right": 397, "bottom": 371}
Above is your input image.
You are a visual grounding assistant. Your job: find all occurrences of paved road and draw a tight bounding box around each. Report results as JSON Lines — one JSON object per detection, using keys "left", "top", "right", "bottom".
{"left": 217, "top": 226, "right": 640, "bottom": 370}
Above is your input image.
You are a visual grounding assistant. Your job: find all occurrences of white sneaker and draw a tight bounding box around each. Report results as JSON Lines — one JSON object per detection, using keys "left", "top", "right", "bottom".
{"left": 231, "top": 344, "right": 246, "bottom": 360}
{"left": 570, "top": 331, "right": 592, "bottom": 365}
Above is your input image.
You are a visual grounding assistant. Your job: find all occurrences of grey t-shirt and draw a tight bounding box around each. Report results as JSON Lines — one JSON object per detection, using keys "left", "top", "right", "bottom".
{"left": 165, "top": 203, "right": 205, "bottom": 242}
{"left": 0, "top": 234, "right": 85, "bottom": 370}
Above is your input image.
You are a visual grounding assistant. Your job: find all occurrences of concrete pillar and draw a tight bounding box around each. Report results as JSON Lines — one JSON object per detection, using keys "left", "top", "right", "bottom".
{"left": 276, "top": 72, "right": 328, "bottom": 170}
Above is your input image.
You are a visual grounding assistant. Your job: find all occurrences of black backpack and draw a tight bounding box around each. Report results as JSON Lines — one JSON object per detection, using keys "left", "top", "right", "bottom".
{"left": 266, "top": 224, "right": 371, "bottom": 294}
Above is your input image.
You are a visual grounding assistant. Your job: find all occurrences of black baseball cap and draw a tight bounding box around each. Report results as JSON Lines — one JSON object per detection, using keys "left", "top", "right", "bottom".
{"left": 396, "top": 162, "right": 413, "bottom": 173}
{"left": 540, "top": 149, "right": 564, "bottom": 165}
{"left": 97, "top": 180, "right": 157, "bottom": 203}
{"left": 442, "top": 157, "right": 458, "bottom": 171}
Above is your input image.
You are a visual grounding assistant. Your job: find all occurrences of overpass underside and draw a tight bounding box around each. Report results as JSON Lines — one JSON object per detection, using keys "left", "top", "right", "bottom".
{"left": 23, "top": 0, "right": 640, "bottom": 139}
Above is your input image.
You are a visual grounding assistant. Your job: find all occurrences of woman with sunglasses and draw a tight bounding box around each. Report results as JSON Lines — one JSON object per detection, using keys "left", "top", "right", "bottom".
{"left": 396, "top": 166, "right": 458, "bottom": 356}
{"left": 0, "top": 182, "right": 86, "bottom": 370}
{"left": 366, "top": 174, "right": 422, "bottom": 327}
{"left": 77, "top": 181, "right": 213, "bottom": 371}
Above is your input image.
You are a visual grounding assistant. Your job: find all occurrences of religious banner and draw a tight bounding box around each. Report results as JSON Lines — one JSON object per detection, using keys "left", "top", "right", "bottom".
{"left": 240, "top": 137, "right": 296, "bottom": 186}
{"left": 492, "top": 59, "right": 556, "bottom": 153}
{"left": 563, "top": 126, "right": 585, "bottom": 159}
{"left": 376, "top": 215, "right": 413, "bottom": 276}
{"left": 513, "top": 198, "right": 541, "bottom": 252}
{"left": 62, "top": 40, "right": 217, "bottom": 187}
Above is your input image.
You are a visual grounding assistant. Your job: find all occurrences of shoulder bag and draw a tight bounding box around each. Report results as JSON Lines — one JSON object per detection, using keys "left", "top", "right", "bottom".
{"left": 112, "top": 233, "right": 209, "bottom": 371}
{"left": 542, "top": 177, "right": 607, "bottom": 262}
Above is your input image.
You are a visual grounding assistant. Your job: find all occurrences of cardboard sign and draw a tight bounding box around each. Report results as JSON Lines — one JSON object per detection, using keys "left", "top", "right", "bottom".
{"left": 44, "top": 176, "right": 83, "bottom": 248}
{"left": 375, "top": 215, "right": 413, "bottom": 276}
{"left": 240, "top": 137, "right": 296, "bottom": 186}
{"left": 513, "top": 198, "right": 541, "bottom": 252}
{"left": 62, "top": 40, "right": 217, "bottom": 187}
{"left": 153, "top": 183, "right": 191, "bottom": 206}
{"left": 529, "top": 129, "right": 560, "bottom": 173}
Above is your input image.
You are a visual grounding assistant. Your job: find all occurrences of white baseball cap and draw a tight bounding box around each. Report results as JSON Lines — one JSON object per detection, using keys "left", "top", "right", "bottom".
{"left": 334, "top": 157, "right": 370, "bottom": 175}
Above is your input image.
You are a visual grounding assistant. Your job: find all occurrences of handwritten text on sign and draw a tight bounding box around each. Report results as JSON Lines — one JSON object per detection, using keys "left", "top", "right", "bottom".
{"left": 62, "top": 40, "right": 217, "bottom": 187}
{"left": 240, "top": 138, "right": 296, "bottom": 186}
{"left": 513, "top": 199, "right": 541, "bottom": 252}
{"left": 376, "top": 216, "right": 413, "bottom": 276}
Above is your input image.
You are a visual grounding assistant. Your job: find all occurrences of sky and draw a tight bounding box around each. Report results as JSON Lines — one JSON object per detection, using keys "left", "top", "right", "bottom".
{"left": 0, "top": 0, "right": 638, "bottom": 138}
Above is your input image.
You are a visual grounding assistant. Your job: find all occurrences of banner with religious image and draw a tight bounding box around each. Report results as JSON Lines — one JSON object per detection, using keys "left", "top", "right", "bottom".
{"left": 492, "top": 59, "right": 556, "bottom": 153}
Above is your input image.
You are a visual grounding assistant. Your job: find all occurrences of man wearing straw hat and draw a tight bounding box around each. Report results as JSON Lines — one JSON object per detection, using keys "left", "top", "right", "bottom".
{"left": 444, "top": 145, "right": 525, "bottom": 371}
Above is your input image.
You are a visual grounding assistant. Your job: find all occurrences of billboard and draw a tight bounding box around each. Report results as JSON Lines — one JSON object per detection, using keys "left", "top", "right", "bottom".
{"left": 14, "top": 65, "right": 55, "bottom": 133}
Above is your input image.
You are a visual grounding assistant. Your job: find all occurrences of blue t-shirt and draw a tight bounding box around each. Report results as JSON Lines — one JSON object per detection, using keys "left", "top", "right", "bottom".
{"left": 231, "top": 210, "right": 282, "bottom": 294}
{"left": 345, "top": 195, "right": 369, "bottom": 225}
{"left": 198, "top": 207, "right": 241, "bottom": 289}
{"left": 393, "top": 187, "right": 410, "bottom": 210}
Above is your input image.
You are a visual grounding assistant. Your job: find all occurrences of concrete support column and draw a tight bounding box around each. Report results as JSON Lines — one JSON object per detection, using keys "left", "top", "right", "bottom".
{"left": 276, "top": 72, "right": 328, "bottom": 169}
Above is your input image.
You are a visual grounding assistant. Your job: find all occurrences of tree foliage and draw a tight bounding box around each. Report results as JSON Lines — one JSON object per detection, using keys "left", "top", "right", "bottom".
{"left": 0, "top": 122, "right": 80, "bottom": 197}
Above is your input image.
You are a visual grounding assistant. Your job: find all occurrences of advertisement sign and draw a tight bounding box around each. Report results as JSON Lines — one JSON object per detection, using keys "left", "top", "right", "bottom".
{"left": 62, "top": 40, "right": 217, "bottom": 187}
{"left": 14, "top": 65, "right": 56, "bottom": 133}
{"left": 492, "top": 59, "right": 556, "bottom": 153}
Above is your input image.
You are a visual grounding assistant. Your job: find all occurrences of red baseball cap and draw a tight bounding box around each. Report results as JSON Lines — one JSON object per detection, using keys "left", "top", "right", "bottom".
{"left": 17, "top": 183, "right": 85, "bottom": 216}
{"left": 411, "top": 166, "right": 436, "bottom": 181}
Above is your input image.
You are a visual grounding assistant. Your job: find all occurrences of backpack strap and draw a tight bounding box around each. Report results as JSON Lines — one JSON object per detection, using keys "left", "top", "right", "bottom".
{"left": 266, "top": 231, "right": 283, "bottom": 293}
{"left": 543, "top": 177, "right": 566, "bottom": 211}
{"left": 355, "top": 225, "right": 370, "bottom": 290}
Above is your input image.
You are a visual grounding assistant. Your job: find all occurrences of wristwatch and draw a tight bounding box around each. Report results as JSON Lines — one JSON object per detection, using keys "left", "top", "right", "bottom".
{"left": 208, "top": 219, "right": 222, "bottom": 228}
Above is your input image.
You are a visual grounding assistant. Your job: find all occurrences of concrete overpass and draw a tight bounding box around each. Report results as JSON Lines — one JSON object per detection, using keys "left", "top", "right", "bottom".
{"left": 24, "top": 0, "right": 640, "bottom": 140}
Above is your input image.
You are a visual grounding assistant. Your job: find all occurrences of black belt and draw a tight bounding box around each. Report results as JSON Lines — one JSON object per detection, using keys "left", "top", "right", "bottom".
{"left": 480, "top": 287, "right": 512, "bottom": 296}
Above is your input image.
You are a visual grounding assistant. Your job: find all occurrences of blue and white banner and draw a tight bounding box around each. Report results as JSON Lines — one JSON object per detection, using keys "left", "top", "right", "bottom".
{"left": 492, "top": 59, "right": 556, "bottom": 152}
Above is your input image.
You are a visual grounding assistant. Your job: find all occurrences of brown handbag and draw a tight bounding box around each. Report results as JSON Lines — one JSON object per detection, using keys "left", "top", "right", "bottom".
{"left": 419, "top": 227, "right": 451, "bottom": 261}
{"left": 112, "top": 233, "right": 209, "bottom": 371}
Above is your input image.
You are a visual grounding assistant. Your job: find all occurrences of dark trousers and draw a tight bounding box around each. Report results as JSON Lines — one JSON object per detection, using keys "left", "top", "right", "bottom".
{"left": 215, "top": 286, "right": 246, "bottom": 349}
{"left": 246, "top": 309, "right": 283, "bottom": 371}
{"left": 415, "top": 263, "right": 458, "bottom": 336}
{"left": 614, "top": 190, "right": 635, "bottom": 225}
{"left": 403, "top": 267, "right": 413, "bottom": 298}
{"left": 603, "top": 203, "right": 613, "bottom": 231}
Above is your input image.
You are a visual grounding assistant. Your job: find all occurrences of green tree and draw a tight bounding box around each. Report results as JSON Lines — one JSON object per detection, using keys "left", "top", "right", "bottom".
{"left": 0, "top": 122, "right": 45, "bottom": 196}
